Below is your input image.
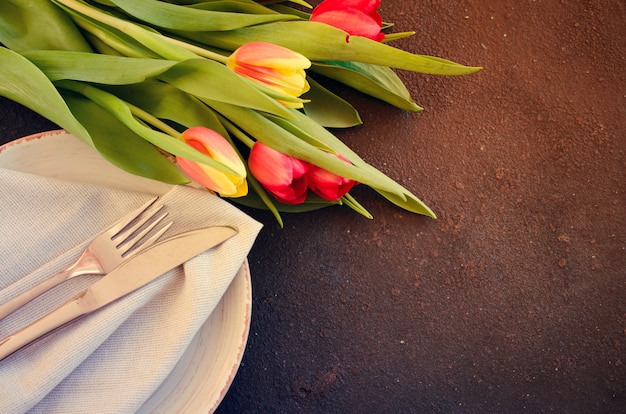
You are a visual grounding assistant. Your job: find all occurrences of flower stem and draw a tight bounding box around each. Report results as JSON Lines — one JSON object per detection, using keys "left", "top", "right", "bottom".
{"left": 53, "top": 0, "right": 196, "bottom": 61}
{"left": 70, "top": 13, "right": 158, "bottom": 59}
{"left": 54, "top": 0, "right": 229, "bottom": 63}
{"left": 58, "top": 79, "right": 180, "bottom": 138}
{"left": 160, "top": 36, "right": 228, "bottom": 63}
{"left": 217, "top": 114, "right": 257, "bottom": 148}
{"left": 128, "top": 104, "right": 182, "bottom": 139}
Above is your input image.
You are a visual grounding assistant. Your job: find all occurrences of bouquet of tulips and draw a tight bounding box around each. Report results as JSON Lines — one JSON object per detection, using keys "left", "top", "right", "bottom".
{"left": 0, "top": 0, "right": 480, "bottom": 226}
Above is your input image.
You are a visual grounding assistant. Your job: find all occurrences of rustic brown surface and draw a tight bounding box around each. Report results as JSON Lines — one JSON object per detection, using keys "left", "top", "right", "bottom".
{"left": 1, "top": 0, "right": 624, "bottom": 412}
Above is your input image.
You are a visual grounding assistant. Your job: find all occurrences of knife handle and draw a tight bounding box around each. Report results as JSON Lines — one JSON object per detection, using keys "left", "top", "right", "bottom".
{"left": 0, "top": 293, "right": 88, "bottom": 360}
{"left": 0, "top": 270, "right": 72, "bottom": 320}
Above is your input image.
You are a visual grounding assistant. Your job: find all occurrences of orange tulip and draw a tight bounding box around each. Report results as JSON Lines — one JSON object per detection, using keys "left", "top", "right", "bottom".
{"left": 311, "top": 0, "right": 385, "bottom": 42}
{"left": 307, "top": 153, "right": 358, "bottom": 201}
{"left": 226, "top": 42, "right": 311, "bottom": 108}
{"left": 176, "top": 127, "right": 247, "bottom": 197}
{"left": 248, "top": 142, "right": 309, "bottom": 204}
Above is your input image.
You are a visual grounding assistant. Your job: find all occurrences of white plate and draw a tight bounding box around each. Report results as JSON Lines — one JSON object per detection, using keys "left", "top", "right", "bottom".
{"left": 0, "top": 130, "right": 251, "bottom": 413}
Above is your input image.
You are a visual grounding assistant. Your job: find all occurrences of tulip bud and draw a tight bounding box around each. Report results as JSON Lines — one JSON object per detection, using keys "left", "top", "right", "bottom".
{"left": 307, "top": 154, "right": 358, "bottom": 201}
{"left": 227, "top": 42, "right": 311, "bottom": 108}
{"left": 311, "top": 0, "right": 385, "bottom": 42}
{"left": 176, "top": 127, "right": 248, "bottom": 197}
{"left": 248, "top": 142, "right": 309, "bottom": 204}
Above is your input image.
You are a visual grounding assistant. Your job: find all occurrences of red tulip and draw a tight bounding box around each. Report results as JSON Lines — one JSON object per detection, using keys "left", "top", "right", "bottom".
{"left": 176, "top": 127, "right": 248, "bottom": 197}
{"left": 227, "top": 42, "right": 311, "bottom": 108}
{"left": 310, "top": 0, "right": 385, "bottom": 42}
{"left": 307, "top": 154, "right": 358, "bottom": 201}
{"left": 248, "top": 142, "right": 309, "bottom": 204}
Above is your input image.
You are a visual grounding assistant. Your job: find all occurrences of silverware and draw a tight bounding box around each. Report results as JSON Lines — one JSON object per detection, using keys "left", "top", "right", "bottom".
{"left": 0, "top": 197, "right": 173, "bottom": 320}
{"left": 0, "top": 225, "right": 238, "bottom": 360}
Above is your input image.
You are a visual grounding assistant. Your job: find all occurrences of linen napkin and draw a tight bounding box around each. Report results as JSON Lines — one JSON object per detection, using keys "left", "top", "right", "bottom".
{"left": 0, "top": 168, "right": 262, "bottom": 413}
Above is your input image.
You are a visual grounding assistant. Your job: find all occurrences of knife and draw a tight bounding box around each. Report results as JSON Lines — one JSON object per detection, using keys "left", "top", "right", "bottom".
{"left": 0, "top": 225, "right": 238, "bottom": 360}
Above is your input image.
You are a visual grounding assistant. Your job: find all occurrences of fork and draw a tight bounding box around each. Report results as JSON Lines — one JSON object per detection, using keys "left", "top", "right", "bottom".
{"left": 0, "top": 196, "right": 173, "bottom": 320}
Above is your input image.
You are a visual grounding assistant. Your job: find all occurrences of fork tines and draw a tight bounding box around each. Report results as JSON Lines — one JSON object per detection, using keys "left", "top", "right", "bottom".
{"left": 111, "top": 197, "right": 174, "bottom": 258}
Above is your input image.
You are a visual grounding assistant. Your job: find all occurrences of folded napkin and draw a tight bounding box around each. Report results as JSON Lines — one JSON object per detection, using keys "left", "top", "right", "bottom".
{"left": 0, "top": 168, "right": 262, "bottom": 413}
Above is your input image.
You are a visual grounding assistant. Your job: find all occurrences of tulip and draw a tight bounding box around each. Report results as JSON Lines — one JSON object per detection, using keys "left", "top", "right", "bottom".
{"left": 307, "top": 154, "right": 358, "bottom": 201}
{"left": 226, "top": 42, "right": 311, "bottom": 108}
{"left": 176, "top": 127, "right": 248, "bottom": 197}
{"left": 248, "top": 142, "right": 309, "bottom": 204}
{"left": 310, "top": 0, "right": 385, "bottom": 42}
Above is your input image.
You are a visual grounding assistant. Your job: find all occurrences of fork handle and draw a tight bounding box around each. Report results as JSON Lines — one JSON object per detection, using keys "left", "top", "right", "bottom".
{"left": 0, "top": 292, "right": 88, "bottom": 360}
{"left": 0, "top": 270, "right": 72, "bottom": 320}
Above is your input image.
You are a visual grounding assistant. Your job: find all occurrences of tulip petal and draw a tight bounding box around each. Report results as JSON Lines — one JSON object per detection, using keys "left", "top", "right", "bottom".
{"left": 177, "top": 156, "right": 237, "bottom": 195}
{"left": 266, "top": 173, "right": 308, "bottom": 204}
{"left": 249, "top": 142, "right": 295, "bottom": 186}
{"left": 182, "top": 126, "right": 247, "bottom": 177}
{"left": 310, "top": 0, "right": 384, "bottom": 41}
{"left": 227, "top": 42, "right": 311, "bottom": 107}
{"left": 230, "top": 42, "right": 311, "bottom": 70}
{"left": 248, "top": 142, "right": 309, "bottom": 204}
{"left": 311, "top": 9, "right": 384, "bottom": 41}
{"left": 233, "top": 64, "right": 310, "bottom": 97}
{"left": 307, "top": 154, "right": 358, "bottom": 201}
{"left": 313, "top": 0, "right": 381, "bottom": 14}
{"left": 313, "top": 0, "right": 382, "bottom": 24}
{"left": 177, "top": 127, "right": 248, "bottom": 197}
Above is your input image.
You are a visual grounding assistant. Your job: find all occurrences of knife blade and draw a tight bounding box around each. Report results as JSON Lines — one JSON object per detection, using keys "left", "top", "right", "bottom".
{"left": 0, "top": 225, "right": 238, "bottom": 360}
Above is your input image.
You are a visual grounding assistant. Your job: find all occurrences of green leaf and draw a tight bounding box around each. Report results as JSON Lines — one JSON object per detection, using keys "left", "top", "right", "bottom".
{"left": 271, "top": 107, "right": 437, "bottom": 217}
{"left": 341, "top": 193, "right": 372, "bottom": 219}
{"left": 0, "top": 48, "right": 91, "bottom": 144}
{"left": 266, "top": 0, "right": 312, "bottom": 9}
{"left": 63, "top": 91, "right": 188, "bottom": 184}
{"left": 234, "top": 191, "right": 340, "bottom": 213}
{"left": 312, "top": 61, "right": 423, "bottom": 112}
{"left": 54, "top": 0, "right": 199, "bottom": 61}
{"left": 83, "top": 32, "right": 126, "bottom": 57}
{"left": 108, "top": 0, "right": 297, "bottom": 31}
{"left": 22, "top": 51, "right": 178, "bottom": 84}
{"left": 302, "top": 77, "right": 362, "bottom": 128}
{"left": 178, "top": 20, "right": 482, "bottom": 75}
{"left": 240, "top": 172, "right": 285, "bottom": 227}
{"left": 207, "top": 99, "right": 435, "bottom": 217}
{"left": 0, "top": 0, "right": 91, "bottom": 52}
{"left": 264, "top": 3, "right": 312, "bottom": 18}
{"left": 375, "top": 188, "right": 436, "bottom": 217}
{"left": 285, "top": 110, "right": 436, "bottom": 217}
{"left": 104, "top": 82, "right": 229, "bottom": 137}
{"left": 187, "top": 0, "right": 286, "bottom": 15}
{"left": 68, "top": 10, "right": 162, "bottom": 58}
{"left": 206, "top": 99, "right": 372, "bottom": 182}
{"left": 383, "top": 31, "right": 416, "bottom": 42}
{"left": 158, "top": 58, "right": 295, "bottom": 119}
{"left": 57, "top": 80, "right": 241, "bottom": 176}
{"left": 265, "top": 114, "right": 336, "bottom": 153}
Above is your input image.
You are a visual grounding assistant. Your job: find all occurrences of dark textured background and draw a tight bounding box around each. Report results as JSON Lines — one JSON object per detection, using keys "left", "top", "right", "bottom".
{"left": 1, "top": 1, "right": 624, "bottom": 412}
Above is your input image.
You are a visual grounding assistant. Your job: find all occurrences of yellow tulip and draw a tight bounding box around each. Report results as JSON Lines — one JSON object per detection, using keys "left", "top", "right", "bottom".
{"left": 227, "top": 42, "right": 311, "bottom": 108}
{"left": 176, "top": 127, "right": 248, "bottom": 197}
